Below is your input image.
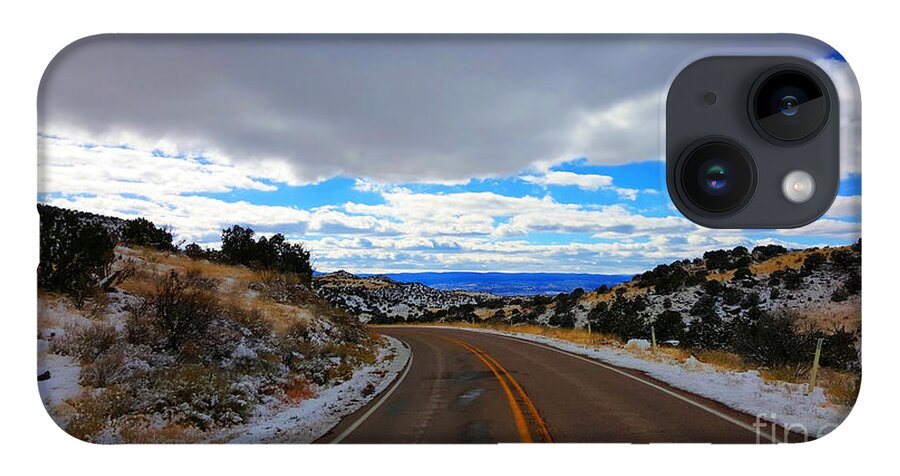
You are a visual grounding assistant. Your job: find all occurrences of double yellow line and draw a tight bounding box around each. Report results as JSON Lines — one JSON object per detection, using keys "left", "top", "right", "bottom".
{"left": 443, "top": 336, "right": 553, "bottom": 443}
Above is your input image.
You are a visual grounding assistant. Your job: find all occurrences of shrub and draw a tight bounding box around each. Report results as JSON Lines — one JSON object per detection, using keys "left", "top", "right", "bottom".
{"left": 843, "top": 273, "right": 862, "bottom": 296}
{"left": 80, "top": 347, "right": 129, "bottom": 388}
{"left": 146, "top": 365, "right": 254, "bottom": 429}
{"left": 740, "top": 291, "right": 760, "bottom": 309}
{"left": 121, "top": 218, "right": 174, "bottom": 251}
{"left": 830, "top": 287, "right": 850, "bottom": 302}
{"left": 781, "top": 269, "right": 804, "bottom": 290}
{"left": 684, "top": 295, "right": 727, "bottom": 349}
{"left": 183, "top": 243, "right": 225, "bottom": 262}
{"left": 733, "top": 267, "right": 753, "bottom": 280}
{"left": 220, "top": 226, "right": 313, "bottom": 284}
{"left": 722, "top": 286, "right": 743, "bottom": 306}
{"left": 702, "top": 279, "right": 723, "bottom": 295}
{"left": 704, "top": 250, "right": 732, "bottom": 272}
{"left": 549, "top": 289, "right": 583, "bottom": 328}
{"left": 802, "top": 252, "right": 827, "bottom": 273}
{"left": 829, "top": 249, "right": 861, "bottom": 272}
{"left": 637, "top": 263, "right": 688, "bottom": 295}
{"left": 66, "top": 385, "right": 136, "bottom": 441}
{"left": 38, "top": 204, "right": 115, "bottom": 306}
{"left": 588, "top": 296, "right": 648, "bottom": 339}
{"left": 131, "top": 270, "right": 220, "bottom": 353}
{"left": 685, "top": 270, "right": 707, "bottom": 286}
{"left": 729, "top": 309, "right": 811, "bottom": 367}
{"left": 703, "top": 246, "right": 753, "bottom": 272}
{"left": 653, "top": 310, "right": 685, "bottom": 342}
{"left": 752, "top": 244, "right": 787, "bottom": 262}
{"left": 818, "top": 326, "right": 860, "bottom": 371}
{"left": 727, "top": 310, "right": 858, "bottom": 371}
{"left": 52, "top": 323, "right": 121, "bottom": 363}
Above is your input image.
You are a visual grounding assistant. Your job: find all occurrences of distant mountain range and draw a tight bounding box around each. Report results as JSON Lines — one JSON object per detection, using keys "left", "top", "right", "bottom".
{"left": 315, "top": 271, "right": 632, "bottom": 296}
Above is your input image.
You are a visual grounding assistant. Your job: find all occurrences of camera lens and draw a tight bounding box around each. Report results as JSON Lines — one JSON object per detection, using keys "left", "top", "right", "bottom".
{"left": 677, "top": 139, "right": 756, "bottom": 215}
{"left": 700, "top": 160, "right": 731, "bottom": 195}
{"left": 751, "top": 66, "right": 829, "bottom": 143}
{"left": 779, "top": 95, "right": 799, "bottom": 116}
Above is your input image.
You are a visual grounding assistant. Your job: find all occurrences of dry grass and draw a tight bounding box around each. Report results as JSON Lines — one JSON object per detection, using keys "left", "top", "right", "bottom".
{"left": 760, "top": 365, "right": 861, "bottom": 407}
{"left": 282, "top": 377, "right": 317, "bottom": 402}
{"left": 115, "top": 417, "right": 205, "bottom": 444}
{"left": 116, "top": 245, "right": 320, "bottom": 337}
{"left": 583, "top": 281, "right": 647, "bottom": 302}
{"left": 693, "top": 349, "right": 752, "bottom": 372}
{"left": 818, "top": 369, "right": 861, "bottom": 407}
{"left": 118, "top": 246, "right": 257, "bottom": 283}
{"left": 38, "top": 290, "right": 81, "bottom": 330}
{"left": 700, "top": 245, "right": 856, "bottom": 282}
{"left": 316, "top": 276, "right": 393, "bottom": 289}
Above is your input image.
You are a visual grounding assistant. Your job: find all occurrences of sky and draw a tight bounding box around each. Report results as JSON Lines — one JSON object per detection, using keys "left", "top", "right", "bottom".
{"left": 37, "top": 35, "right": 861, "bottom": 274}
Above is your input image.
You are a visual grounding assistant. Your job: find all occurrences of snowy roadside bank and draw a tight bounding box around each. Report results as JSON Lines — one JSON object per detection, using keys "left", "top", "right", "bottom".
{"left": 226, "top": 335, "right": 410, "bottom": 443}
{"left": 411, "top": 325, "right": 850, "bottom": 438}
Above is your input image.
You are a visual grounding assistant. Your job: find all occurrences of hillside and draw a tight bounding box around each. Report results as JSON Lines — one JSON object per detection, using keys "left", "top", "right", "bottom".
{"left": 314, "top": 271, "right": 498, "bottom": 322}
{"left": 315, "top": 243, "right": 861, "bottom": 337}
{"left": 37, "top": 206, "right": 405, "bottom": 443}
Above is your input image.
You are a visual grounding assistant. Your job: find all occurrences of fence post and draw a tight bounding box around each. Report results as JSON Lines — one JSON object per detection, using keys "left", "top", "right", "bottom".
{"left": 806, "top": 338, "right": 824, "bottom": 396}
{"left": 651, "top": 325, "right": 657, "bottom": 352}
{"left": 587, "top": 321, "right": 592, "bottom": 339}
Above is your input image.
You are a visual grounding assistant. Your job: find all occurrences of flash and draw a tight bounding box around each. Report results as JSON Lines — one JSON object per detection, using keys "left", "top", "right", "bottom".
{"left": 782, "top": 170, "right": 816, "bottom": 203}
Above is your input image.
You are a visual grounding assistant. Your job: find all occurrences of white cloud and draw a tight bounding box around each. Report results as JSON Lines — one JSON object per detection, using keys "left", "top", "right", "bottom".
{"left": 493, "top": 204, "right": 696, "bottom": 239}
{"left": 776, "top": 218, "right": 861, "bottom": 241}
{"left": 824, "top": 195, "right": 861, "bottom": 218}
{"left": 519, "top": 170, "right": 644, "bottom": 201}
{"left": 521, "top": 171, "right": 613, "bottom": 190}
{"left": 38, "top": 135, "right": 283, "bottom": 198}
{"left": 561, "top": 92, "right": 663, "bottom": 165}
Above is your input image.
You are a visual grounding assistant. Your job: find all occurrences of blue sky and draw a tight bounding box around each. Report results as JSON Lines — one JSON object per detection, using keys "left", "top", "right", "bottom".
{"left": 37, "top": 36, "right": 860, "bottom": 274}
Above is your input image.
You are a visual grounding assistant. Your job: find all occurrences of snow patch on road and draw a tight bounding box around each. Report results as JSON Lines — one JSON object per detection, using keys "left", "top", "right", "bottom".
{"left": 427, "top": 326, "right": 849, "bottom": 438}
{"left": 226, "top": 335, "right": 411, "bottom": 443}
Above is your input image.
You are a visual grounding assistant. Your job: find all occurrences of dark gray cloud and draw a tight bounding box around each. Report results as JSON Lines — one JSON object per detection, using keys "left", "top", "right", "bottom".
{"left": 38, "top": 35, "right": 688, "bottom": 183}
{"left": 39, "top": 35, "right": 840, "bottom": 184}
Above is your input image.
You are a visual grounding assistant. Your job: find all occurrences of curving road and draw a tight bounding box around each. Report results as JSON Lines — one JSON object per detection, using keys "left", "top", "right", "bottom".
{"left": 319, "top": 327, "right": 782, "bottom": 444}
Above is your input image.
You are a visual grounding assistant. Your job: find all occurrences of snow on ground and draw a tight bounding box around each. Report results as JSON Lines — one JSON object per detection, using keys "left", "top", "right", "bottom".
{"left": 37, "top": 296, "right": 85, "bottom": 427}
{"left": 427, "top": 326, "right": 849, "bottom": 438}
{"left": 226, "top": 335, "right": 411, "bottom": 443}
{"left": 38, "top": 341, "right": 82, "bottom": 426}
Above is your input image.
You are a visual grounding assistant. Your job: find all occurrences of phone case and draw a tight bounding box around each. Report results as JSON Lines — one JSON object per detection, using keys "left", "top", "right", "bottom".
{"left": 37, "top": 34, "right": 861, "bottom": 444}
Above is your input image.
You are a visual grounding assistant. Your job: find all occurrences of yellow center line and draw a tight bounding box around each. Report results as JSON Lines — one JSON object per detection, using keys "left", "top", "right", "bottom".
{"left": 440, "top": 335, "right": 552, "bottom": 443}
{"left": 440, "top": 336, "right": 532, "bottom": 443}
{"left": 479, "top": 351, "right": 554, "bottom": 443}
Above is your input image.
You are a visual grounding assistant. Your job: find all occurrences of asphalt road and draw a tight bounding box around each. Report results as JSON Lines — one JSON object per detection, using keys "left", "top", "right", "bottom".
{"left": 319, "top": 327, "right": 780, "bottom": 444}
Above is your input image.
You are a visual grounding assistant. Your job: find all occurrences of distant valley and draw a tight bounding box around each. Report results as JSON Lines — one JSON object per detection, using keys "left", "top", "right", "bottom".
{"left": 323, "top": 271, "right": 633, "bottom": 296}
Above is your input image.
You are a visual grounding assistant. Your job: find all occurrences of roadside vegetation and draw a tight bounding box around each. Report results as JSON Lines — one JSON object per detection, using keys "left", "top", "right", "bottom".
{"left": 38, "top": 205, "right": 376, "bottom": 442}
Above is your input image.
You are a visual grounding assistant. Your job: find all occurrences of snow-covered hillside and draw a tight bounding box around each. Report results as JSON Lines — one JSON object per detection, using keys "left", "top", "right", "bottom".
{"left": 37, "top": 246, "right": 399, "bottom": 443}
{"left": 314, "top": 271, "right": 497, "bottom": 321}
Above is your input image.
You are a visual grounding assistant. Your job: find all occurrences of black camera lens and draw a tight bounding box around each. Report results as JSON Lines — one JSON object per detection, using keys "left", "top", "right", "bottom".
{"left": 677, "top": 139, "right": 756, "bottom": 215}
{"left": 779, "top": 95, "right": 799, "bottom": 116}
{"left": 751, "top": 66, "right": 829, "bottom": 143}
